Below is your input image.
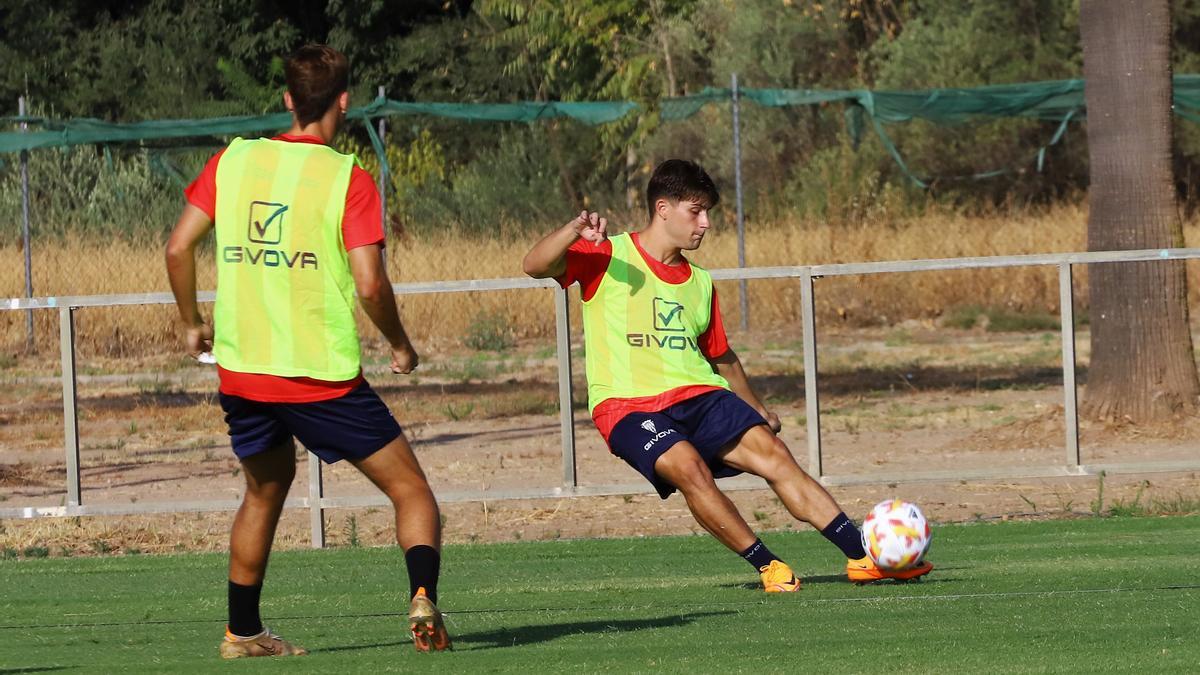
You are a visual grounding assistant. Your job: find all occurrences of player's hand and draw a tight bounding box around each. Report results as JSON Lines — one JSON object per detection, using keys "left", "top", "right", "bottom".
{"left": 571, "top": 210, "right": 607, "bottom": 244}
{"left": 185, "top": 323, "right": 214, "bottom": 360}
{"left": 391, "top": 344, "right": 419, "bottom": 374}
{"left": 765, "top": 411, "right": 782, "bottom": 434}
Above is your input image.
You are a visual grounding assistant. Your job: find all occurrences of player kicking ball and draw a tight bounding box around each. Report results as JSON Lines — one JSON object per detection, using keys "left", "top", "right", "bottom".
{"left": 523, "top": 159, "right": 932, "bottom": 592}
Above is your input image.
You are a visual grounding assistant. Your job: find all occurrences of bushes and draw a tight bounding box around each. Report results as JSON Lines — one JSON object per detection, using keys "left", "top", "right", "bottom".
{"left": 0, "top": 144, "right": 201, "bottom": 242}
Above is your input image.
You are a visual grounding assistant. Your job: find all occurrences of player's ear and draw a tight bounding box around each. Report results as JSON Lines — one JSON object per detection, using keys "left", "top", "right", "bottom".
{"left": 655, "top": 198, "right": 669, "bottom": 221}
{"left": 283, "top": 91, "right": 294, "bottom": 113}
{"left": 338, "top": 91, "right": 349, "bottom": 114}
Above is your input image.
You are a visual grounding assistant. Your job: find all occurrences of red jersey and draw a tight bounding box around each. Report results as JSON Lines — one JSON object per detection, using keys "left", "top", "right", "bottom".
{"left": 185, "top": 134, "right": 384, "bottom": 402}
{"left": 557, "top": 232, "right": 731, "bottom": 442}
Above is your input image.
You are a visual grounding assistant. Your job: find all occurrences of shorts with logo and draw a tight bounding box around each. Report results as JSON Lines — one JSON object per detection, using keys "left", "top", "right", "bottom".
{"left": 219, "top": 380, "right": 403, "bottom": 463}
{"left": 607, "top": 389, "right": 767, "bottom": 499}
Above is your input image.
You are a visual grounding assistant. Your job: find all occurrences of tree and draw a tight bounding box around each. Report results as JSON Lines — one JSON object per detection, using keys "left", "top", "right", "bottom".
{"left": 1079, "top": 0, "right": 1200, "bottom": 421}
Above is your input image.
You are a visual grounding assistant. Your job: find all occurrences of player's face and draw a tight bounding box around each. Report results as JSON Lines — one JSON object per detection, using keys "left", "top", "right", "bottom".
{"left": 661, "top": 198, "right": 712, "bottom": 251}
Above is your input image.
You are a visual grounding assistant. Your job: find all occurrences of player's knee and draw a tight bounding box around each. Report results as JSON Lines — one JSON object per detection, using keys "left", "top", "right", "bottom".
{"left": 748, "top": 437, "right": 799, "bottom": 479}
{"left": 245, "top": 479, "right": 292, "bottom": 505}
{"left": 666, "top": 457, "right": 717, "bottom": 495}
{"left": 381, "top": 476, "right": 434, "bottom": 507}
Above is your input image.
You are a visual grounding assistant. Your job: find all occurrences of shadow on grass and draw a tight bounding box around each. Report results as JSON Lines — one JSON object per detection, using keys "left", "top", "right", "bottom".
{"left": 753, "top": 366, "right": 1072, "bottom": 401}
{"left": 317, "top": 611, "right": 734, "bottom": 654}
{"left": 720, "top": 571, "right": 957, "bottom": 590}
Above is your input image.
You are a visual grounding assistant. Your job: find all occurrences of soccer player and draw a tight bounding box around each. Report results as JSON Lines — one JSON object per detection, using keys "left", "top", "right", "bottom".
{"left": 522, "top": 160, "right": 932, "bottom": 592}
{"left": 166, "top": 45, "right": 450, "bottom": 657}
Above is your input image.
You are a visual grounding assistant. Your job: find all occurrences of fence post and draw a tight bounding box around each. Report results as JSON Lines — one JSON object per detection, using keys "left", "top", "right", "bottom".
{"left": 20, "top": 96, "right": 34, "bottom": 352}
{"left": 377, "top": 85, "right": 387, "bottom": 230}
{"left": 1059, "top": 262, "right": 1081, "bottom": 467}
{"left": 731, "top": 74, "right": 749, "bottom": 331}
{"left": 59, "top": 306, "right": 81, "bottom": 507}
{"left": 555, "top": 286, "right": 578, "bottom": 488}
{"left": 800, "top": 268, "right": 822, "bottom": 478}
{"left": 308, "top": 451, "right": 325, "bottom": 548}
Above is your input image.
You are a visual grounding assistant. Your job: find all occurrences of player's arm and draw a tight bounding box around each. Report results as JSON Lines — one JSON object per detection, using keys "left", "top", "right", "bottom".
{"left": 348, "top": 244, "right": 419, "bottom": 374}
{"left": 710, "top": 350, "right": 782, "bottom": 433}
{"left": 165, "top": 203, "right": 215, "bottom": 357}
{"left": 522, "top": 211, "right": 607, "bottom": 278}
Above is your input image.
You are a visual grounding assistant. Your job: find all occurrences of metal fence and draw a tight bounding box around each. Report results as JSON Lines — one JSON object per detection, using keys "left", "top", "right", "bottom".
{"left": 3, "top": 247, "right": 1200, "bottom": 547}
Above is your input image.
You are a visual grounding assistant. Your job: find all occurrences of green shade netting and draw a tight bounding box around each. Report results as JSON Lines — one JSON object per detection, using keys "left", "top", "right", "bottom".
{"left": 3, "top": 76, "right": 1199, "bottom": 187}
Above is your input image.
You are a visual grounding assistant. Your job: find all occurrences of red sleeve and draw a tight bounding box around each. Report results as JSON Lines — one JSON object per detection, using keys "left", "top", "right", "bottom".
{"left": 183, "top": 149, "right": 225, "bottom": 219}
{"left": 698, "top": 288, "right": 730, "bottom": 359}
{"left": 342, "top": 166, "right": 385, "bottom": 250}
{"left": 556, "top": 238, "right": 612, "bottom": 301}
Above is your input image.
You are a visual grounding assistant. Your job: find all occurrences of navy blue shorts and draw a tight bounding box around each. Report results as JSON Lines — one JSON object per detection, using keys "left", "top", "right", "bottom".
{"left": 219, "top": 381, "right": 403, "bottom": 464}
{"left": 608, "top": 390, "right": 767, "bottom": 499}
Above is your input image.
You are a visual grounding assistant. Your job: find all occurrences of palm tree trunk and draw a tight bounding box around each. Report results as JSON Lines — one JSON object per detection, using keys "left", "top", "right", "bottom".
{"left": 1080, "top": 0, "right": 1200, "bottom": 421}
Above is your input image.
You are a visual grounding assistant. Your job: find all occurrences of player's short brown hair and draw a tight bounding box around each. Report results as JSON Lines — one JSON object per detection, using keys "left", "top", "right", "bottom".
{"left": 646, "top": 159, "right": 720, "bottom": 220}
{"left": 284, "top": 44, "right": 349, "bottom": 126}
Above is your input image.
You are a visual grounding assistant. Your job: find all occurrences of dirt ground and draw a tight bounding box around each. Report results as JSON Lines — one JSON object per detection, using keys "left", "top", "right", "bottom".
{"left": 2, "top": 325, "right": 1198, "bottom": 556}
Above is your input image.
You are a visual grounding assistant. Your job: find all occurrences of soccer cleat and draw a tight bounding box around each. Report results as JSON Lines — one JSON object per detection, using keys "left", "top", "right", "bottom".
{"left": 408, "top": 587, "right": 452, "bottom": 652}
{"left": 219, "top": 627, "right": 307, "bottom": 659}
{"left": 846, "top": 555, "right": 933, "bottom": 584}
{"left": 759, "top": 560, "right": 802, "bottom": 593}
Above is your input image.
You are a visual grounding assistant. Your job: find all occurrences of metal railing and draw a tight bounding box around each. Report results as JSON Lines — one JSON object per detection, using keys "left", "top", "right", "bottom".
{"left": 4, "top": 247, "right": 1200, "bottom": 547}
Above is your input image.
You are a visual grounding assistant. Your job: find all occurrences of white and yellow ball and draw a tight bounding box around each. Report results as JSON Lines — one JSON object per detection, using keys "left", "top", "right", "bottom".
{"left": 861, "top": 499, "right": 932, "bottom": 571}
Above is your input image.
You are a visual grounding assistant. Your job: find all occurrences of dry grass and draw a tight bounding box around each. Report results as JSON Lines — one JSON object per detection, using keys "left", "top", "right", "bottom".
{"left": 3, "top": 204, "right": 1199, "bottom": 355}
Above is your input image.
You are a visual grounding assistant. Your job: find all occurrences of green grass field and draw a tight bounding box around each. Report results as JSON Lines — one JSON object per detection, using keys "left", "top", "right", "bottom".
{"left": 1, "top": 515, "right": 1197, "bottom": 673}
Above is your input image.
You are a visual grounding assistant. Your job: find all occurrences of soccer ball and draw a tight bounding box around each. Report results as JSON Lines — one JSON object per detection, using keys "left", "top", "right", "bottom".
{"left": 861, "top": 499, "right": 931, "bottom": 570}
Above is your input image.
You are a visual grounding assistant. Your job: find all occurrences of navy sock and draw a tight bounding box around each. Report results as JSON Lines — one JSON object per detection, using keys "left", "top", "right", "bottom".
{"left": 739, "top": 538, "right": 781, "bottom": 570}
{"left": 227, "top": 580, "right": 264, "bottom": 637}
{"left": 405, "top": 545, "right": 441, "bottom": 605}
{"left": 821, "top": 512, "right": 867, "bottom": 559}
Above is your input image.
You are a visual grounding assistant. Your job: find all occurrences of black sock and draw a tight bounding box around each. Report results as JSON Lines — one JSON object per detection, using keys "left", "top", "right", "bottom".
{"left": 405, "top": 545, "right": 440, "bottom": 604}
{"left": 739, "top": 538, "right": 781, "bottom": 570}
{"left": 821, "top": 512, "right": 867, "bottom": 560}
{"left": 227, "top": 580, "right": 264, "bottom": 637}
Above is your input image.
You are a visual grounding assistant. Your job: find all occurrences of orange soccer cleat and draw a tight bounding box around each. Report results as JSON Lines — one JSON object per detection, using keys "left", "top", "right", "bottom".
{"left": 219, "top": 627, "right": 307, "bottom": 659}
{"left": 759, "top": 560, "right": 802, "bottom": 593}
{"left": 408, "top": 587, "right": 452, "bottom": 652}
{"left": 846, "top": 555, "right": 933, "bottom": 584}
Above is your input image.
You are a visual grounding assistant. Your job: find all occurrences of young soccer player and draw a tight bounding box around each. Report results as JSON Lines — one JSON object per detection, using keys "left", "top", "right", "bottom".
{"left": 523, "top": 159, "right": 932, "bottom": 592}
{"left": 166, "top": 44, "right": 450, "bottom": 657}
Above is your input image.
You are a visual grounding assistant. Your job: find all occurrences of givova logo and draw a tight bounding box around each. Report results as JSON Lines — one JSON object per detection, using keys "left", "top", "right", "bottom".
{"left": 248, "top": 201, "right": 288, "bottom": 244}
{"left": 224, "top": 199, "right": 319, "bottom": 271}
{"left": 627, "top": 296, "right": 699, "bottom": 351}
{"left": 653, "top": 297, "right": 686, "bottom": 332}
{"left": 641, "top": 419, "right": 676, "bottom": 451}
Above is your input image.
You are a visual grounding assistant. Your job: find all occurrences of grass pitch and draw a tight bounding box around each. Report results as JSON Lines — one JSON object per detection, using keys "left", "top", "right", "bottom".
{"left": 0, "top": 514, "right": 1197, "bottom": 672}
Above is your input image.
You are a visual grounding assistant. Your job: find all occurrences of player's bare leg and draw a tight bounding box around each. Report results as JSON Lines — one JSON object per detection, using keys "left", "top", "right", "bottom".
{"left": 229, "top": 441, "right": 297, "bottom": 586}
{"left": 654, "top": 442, "right": 800, "bottom": 592}
{"left": 351, "top": 434, "right": 440, "bottom": 550}
{"left": 717, "top": 426, "right": 841, "bottom": 530}
{"left": 720, "top": 426, "right": 931, "bottom": 583}
{"left": 351, "top": 434, "right": 450, "bottom": 651}
{"left": 655, "top": 441, "right": 756, "bottom": 552}
{"left": 221, "top": 441, "right": 307, "bottom": 658}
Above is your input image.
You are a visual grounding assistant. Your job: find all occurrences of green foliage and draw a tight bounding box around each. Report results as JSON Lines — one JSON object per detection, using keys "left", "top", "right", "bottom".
{"left": 21, "top": 546, "right": 49, "bottom": 559}
{"left": 464, "top": 310, "right": 516, "bottom": 352}
{"left": 0, "top": 137, "right": 200, "bottom": 242}
{"left": 943, "top": 305, "right": 1065, "bottom": 332}
{"left": 216, "top": 57, "right": 286, "bottom": 115}
{"left": 5, "top": 0, "right": 1200, "bottom": 233}
{"left": 864, "top": 0, "right": 1088, "bottom": 205}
